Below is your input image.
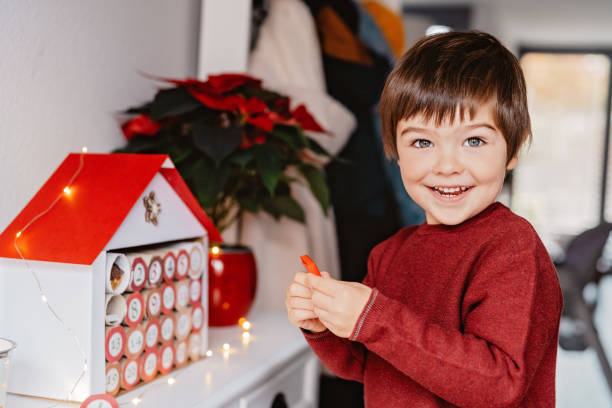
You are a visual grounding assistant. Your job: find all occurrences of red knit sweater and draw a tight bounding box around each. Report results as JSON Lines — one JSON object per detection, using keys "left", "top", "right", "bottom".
{"left": 304, "top": 202, "right": 563, "bottom": 407}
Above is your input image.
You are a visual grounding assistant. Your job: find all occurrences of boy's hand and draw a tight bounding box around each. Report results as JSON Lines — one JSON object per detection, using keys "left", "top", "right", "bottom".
{"left": 308, "top": 272, "right": 373, "bottom": 338}
{"left": 285, "top": 272, "right": 327, "bottom": 333}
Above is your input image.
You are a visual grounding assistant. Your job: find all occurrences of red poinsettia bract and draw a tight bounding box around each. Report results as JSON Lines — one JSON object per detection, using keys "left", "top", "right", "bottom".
{"left": 121, "top": 114, "right": 160, "bottom": 140}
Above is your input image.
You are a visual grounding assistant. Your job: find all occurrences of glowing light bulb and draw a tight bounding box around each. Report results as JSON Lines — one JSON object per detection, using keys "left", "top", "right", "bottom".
{"left": 206, "top": 349, "right": 213, "bottom": 357}
{"left": 168, "top": 377, "right": 176, "bottom": 385}
{"left": 132, "top": 397, "right": 142, "bottom": 406}
{"left": 41, "top": 295, "right": 47, "bottom": 303}
{"left": 81, "top": 146, "right": 88, "bottom": 153}
{"left": 222, "top": 343, "right": 230, "bottom": 351}
{"left": 238, "top": 317, "right": 246, "bottom": 326}
{"left": 63, "top": 186, "right": 71, "bottom": 195}
{"left": 241, "top": 320, "right": 251, "bottom": 331}
{"left": 211, "top": 246, "right": 220, "bottom": 255}
{"left": 15, "top": 231, "right": 21, "bottom": 238}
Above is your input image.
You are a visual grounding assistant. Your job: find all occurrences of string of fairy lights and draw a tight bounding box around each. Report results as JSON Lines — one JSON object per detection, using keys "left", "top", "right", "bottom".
{"left": 10, "top": 149, "right": 254, "bottom": 407}
{"left": 13, "top": 147, "right": 89, "bottom": 404}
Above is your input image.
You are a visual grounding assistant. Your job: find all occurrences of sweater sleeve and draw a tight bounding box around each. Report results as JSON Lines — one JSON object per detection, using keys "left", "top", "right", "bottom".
{"left": 301, "top": 242, "right": 384, "bottom": 382}
{"left": 351, "top": 227, "right": 563, "bottom": 408}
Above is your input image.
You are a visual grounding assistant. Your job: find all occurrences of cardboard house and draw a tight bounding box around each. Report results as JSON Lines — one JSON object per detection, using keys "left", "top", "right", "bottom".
{"left": 0, "top": 153, "right": 221, "bottom": 401}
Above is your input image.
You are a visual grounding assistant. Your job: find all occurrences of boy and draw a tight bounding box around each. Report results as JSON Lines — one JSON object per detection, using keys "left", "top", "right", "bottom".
{"left": 285, "top": 31, "right": 563, "bottom": 407}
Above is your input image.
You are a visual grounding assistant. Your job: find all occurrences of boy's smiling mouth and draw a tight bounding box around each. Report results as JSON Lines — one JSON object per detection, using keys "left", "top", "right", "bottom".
{"left": 428, "top": 185, "right": 473, "bottom": 199}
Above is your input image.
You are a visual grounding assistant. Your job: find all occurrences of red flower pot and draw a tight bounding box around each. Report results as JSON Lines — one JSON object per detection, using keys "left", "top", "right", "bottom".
{"left": 208, "top": 244, "right": 257, "bottom": 327}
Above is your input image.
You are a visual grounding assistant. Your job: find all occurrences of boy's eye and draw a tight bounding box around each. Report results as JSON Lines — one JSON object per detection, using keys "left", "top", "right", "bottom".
{"left": 412, "top": 139, "right": 432, "bottom": 148}
{"left": 465, "top": 137, "right": 484, "bottom": 147}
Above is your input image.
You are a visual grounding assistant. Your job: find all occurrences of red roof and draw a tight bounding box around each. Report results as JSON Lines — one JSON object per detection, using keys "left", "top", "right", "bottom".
{"left": 0, "top": 153, "right": 221, "bottom": 265}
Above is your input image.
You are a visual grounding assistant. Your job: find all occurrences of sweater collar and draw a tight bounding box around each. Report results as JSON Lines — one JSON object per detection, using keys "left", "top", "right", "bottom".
{"left": 415, "top": 201, "right": 506, "bottom": 236}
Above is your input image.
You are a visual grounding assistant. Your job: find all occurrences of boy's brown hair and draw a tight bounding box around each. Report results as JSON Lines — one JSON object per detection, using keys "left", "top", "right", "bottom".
{"left": 379, "top": 31, "right": 531, "bottom": 163}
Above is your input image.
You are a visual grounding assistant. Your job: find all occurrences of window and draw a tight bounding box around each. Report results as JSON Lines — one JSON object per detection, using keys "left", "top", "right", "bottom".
{"left": 512, "top": 49, "right": 612, "bottom": 248}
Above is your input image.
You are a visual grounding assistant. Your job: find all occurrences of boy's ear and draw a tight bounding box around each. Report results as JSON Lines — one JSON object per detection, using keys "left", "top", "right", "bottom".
{"left": 506, "top": 156, "right": 518, "bottom": 170}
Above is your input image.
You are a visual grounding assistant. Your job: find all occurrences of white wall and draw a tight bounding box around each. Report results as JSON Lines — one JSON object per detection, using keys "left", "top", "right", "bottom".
{"left": 0, "top": 0, "right": 201, "bottom": 231}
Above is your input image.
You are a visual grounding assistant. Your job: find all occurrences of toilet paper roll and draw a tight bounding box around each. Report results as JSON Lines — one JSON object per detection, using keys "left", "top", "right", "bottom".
{"left": 106, "top": 253, "right": 131, "bottom": 295}
{"left": 188, "top": 242, "right": 204, "bottom": 280}
{"left": 188, "top": 332, "right": 202, "bottom": 362}
{"left": 140, "top": 350, "right": 158, "bottom": 383}
{"left": 175, "top": 280, "right": 190, "bottom": 312}
{"left": 175, "top": 249, "right": 190, "bottom": 280}
{"left": 120, "top": 357, "right": 140, "bottom": 390}
{"left": 126, "top": 254, "right": 147, "bottom": 292}
{"left": 174, "top": 340, "right": 188, "bottom": 368}
{"left": 161, "top": 283, "right": 176, "bottom": 315}
{"left": 105, "top": 362, "right": 121, "bottom": 396}
{"left": 174, "top": 310, "right": 192, "bottom": 341}
{"left": 123, "top": 292, "right": 144, "bottom": 327}
{"left": 145, "top": 254, "right": 164, "bottom": 288}
{"left": 191, "top": 303, "right": 204, "bottom": 333}
{"left": 105, "top": 326, "right": 126, "bottom": 363}
{"left": 124, "top": 325, "right": 145, "bottom": 359}
{"left": 143, "top": 288, "right": 162, "bottom": 319}
{"left": 159, "top": 343, "right": 175, "bottom": 375}
{"left": 162, "top": 250, "right": 177, "bottom": 283}
{"left": 144, "top": 319, "right": 161, "bottom": 351}
{"left": 189, "top": 278, "right": 202, "bottom": 305}
{"left": 160, "top": 314, "right": 175, "bottom": 345}
{"left": 105, "top": 294, "right": 127, "bottom": 327}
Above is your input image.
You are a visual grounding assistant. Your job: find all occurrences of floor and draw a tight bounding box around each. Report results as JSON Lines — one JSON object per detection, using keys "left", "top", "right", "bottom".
{"left": 556, "top": 276, "right": 612, "bottom": 407}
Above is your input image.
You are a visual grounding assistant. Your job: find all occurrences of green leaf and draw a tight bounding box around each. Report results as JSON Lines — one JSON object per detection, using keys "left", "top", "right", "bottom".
{"left": 190, "top": 158, "right": 229, "bottom": 207}
{"left": 124, "top": 102, "right": 152, "bottom": 115}
{"left": 254, "top": 144, "right": 283, "bottom": 195}
{"left": 166, "top": 145, "right": 191, "bottom": 164}
{"left": 270, "top": 129, "right": 301, "bottom": 152}
{"left": 120, "top": 135, "right": 165, "bottom": 153}
{"left": 150, "top": 87, "right": 201, "bottom": 120}
{"left": 237, "top": 195, "right": 260, "bottom": 213}
{"left": 306, "top": 137, "right": 331, "bottom": 157}
{"left": 261, "top": 195, "right": 305, "bottom": 223}
{"left": 299, "top": 164, "right": 330, "bottom": 215}
{"left": 230, "top": 149, "right": 255, "bottom": 168}
{"left": 192, "top": 120, "right": 242, "bottom": 165}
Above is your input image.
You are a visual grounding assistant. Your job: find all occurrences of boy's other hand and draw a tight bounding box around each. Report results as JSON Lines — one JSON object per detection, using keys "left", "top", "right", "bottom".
{"left": 286, "top": 272, "right": 327, "bottom": 333}
{"left": 308, "top": 272, "right": 373, "bottom": 338}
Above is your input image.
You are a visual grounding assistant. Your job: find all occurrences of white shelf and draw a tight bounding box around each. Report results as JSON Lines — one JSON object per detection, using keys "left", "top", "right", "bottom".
{"left": 7, "top": 310, "right": 315, "bottom": 408}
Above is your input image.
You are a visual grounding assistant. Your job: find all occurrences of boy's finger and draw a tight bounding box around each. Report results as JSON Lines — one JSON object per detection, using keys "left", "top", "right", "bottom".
{"left": 311, "top": 289, "right": 334, "bottom": 311}
{"left": 321, "top": 271, "right": 331, "bottom": 279}
{"left": 288, "top": 282, "right": 312, "bottom": 298}
{"left": 292, "top": 309, "right": 317, "bottom": 321}
{"left": 290, "top": 296, "right": 314, "bottom": 310}
{"left": 307, "top": 273, "right": 340, "bottom": 296}
{"left": 293, "top": 272, "right": 310, "bottom": 286}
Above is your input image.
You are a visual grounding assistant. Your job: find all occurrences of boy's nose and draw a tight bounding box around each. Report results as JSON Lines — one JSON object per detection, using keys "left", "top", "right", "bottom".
{"left": 432, "top": 148, "right": 463, "bottom": 175}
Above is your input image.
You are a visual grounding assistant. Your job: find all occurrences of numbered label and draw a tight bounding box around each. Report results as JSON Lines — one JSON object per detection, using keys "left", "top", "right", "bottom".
{"left": 132, "top": 261, "right": 146, "bottom": 288}
{"left": 146, "top": 323, "right": 159, "bottom": 348}
{"left": 105, "top": 367, "right": 120, "bottom": 392}
{"left": 149, "top": 259, "right": 163, "bottom": 285}
{"left": 148, "top": 292, "right": 161, "bottom": 316}
{"left": 190, "top": 280, "right": 201, "bottom": 303}
{"left": 124, "top": 360, "right": 138, "bottom": 385}
{"left": 108, "top": 332, "right": 123, "bottom": 358}
{"left": 127, "top": 330, "right": 144, "bottom": 355}
{"left": 163, "top": 286, "right": 175, "bottom": 310}
{"left": 161, "top": 318, "right": 174, "bottom": 341}
{"left": 144, "top": 353, "right": 157, "bottom": 376}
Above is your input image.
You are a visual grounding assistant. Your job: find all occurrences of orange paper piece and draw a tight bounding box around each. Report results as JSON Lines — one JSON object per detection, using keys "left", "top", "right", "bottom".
{"left": 300, "top": 255, "right": 321, "bottom": 277}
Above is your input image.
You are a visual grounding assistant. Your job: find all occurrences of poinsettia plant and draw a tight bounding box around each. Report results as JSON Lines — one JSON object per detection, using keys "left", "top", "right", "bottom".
{"left": 117, "top": 73, "right": 332, "bottom": 232}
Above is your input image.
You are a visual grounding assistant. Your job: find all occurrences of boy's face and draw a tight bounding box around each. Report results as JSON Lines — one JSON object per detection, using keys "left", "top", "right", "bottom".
{"left": 396, "top": 101, "right": 517, "bottom": 225}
